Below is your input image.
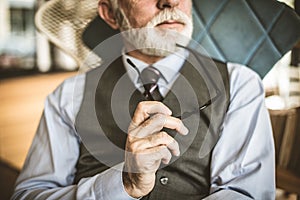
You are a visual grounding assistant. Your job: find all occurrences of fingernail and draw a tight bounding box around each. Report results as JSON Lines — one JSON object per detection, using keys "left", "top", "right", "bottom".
{"left": 163, "top": 159, "right": 170, "bottom": 164}
{"left": 167, "top": 109, "right": 172, "bottom": 115}
{"left": 182, "top": 126, "right": 189, "bottom": 135}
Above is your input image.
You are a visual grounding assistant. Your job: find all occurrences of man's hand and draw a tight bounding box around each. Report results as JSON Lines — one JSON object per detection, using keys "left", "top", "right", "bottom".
{"left": 123, "top": 101, "right": 189, "bottom": 198}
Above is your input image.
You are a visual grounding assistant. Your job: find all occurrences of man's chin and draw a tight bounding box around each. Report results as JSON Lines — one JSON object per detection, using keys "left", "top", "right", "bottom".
{"left": 122, "top": 27, "right": 192, "bottom": 57}
{"left": 138, "top": 47, "right": 177, "bottom": 57}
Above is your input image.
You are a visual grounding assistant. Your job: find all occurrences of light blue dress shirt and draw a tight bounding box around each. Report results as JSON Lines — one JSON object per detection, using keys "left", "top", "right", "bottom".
{"left": 12, "top": 53, "right": 276, "bottom": 200}
{"left": 123, "top": 49, "right": 188, "bottom": 96}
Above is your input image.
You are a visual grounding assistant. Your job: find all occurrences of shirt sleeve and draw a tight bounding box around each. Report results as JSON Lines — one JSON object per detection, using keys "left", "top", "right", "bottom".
{"left": 12, "top": 75, "right": 136, "bottom": 200}
{"left": 207, "top": 63, "right": 276, "bottom": 199}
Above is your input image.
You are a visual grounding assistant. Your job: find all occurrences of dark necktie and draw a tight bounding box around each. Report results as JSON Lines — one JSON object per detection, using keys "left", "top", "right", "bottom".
{"left": 140, "top": 66, "right": 163, "bottom": 101}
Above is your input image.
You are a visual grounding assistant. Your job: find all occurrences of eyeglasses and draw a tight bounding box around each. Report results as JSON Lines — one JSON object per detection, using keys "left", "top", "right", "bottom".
{"left": 174, "top": 44, "right": 222, "bottom": 119}
{"left": 176, "top": 92, "right": 220, "bottom": 119}
{"left": 126, "top": 44, "right": 222, "bottom": 120}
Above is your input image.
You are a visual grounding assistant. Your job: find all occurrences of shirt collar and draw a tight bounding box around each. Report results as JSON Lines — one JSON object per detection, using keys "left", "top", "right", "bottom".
{"left": 123, "top": 49, "right": 188, "bottom": 85}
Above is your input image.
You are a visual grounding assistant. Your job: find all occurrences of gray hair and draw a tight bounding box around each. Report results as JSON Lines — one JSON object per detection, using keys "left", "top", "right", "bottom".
{"left": 107, "top": 0, "right": 131, "bottom": 30}
{"left": 108, "top": 0, "right": 119, "bottom": 13}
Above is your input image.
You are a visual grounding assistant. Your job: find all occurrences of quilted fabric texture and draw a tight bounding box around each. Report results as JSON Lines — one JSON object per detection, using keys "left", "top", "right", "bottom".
{"left": 82, "top": 0, "right": 300, "bottom": 78}
{"left": 192, "top": 0, "right": 300, "bottom": 78}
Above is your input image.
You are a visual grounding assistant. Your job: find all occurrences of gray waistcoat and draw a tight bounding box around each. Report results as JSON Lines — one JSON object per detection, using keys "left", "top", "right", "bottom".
{"left": 74, "top": 53, "right": 230, "bottom": 199}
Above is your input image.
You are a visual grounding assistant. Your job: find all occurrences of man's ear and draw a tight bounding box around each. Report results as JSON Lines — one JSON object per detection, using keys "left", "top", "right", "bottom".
{"left": 98, "top": 0, "right": 119, "bottom": 30}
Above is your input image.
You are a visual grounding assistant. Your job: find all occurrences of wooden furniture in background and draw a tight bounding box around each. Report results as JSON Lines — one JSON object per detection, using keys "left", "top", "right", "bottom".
{"left": 269, "top": 107, "right": 300, "bottom": 197}
{"left": 0, "top": 72, "right": 76, "bottom": 170}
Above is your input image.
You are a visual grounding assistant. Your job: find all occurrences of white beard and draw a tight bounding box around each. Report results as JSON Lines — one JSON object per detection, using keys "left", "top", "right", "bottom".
{"left": 116, "top": 8, "right": 193, "bottom": 57}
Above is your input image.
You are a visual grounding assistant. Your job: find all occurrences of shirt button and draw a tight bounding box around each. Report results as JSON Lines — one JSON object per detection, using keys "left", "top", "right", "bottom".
{"left": 160, "top": 177, "right": 168, "bottom": 185}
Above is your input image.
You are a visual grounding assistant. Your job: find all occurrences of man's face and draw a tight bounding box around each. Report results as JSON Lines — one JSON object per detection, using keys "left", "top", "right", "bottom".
{"left": 118, "top": 0, "right": 192, "bottom": 31}
{"left": 113, "top": 0, "right": 193, "bottom": 57}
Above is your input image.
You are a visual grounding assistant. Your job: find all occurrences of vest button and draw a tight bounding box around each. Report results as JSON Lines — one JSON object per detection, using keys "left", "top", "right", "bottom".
{"left": 159, "top": 177, "right": 168, "bottom": 185}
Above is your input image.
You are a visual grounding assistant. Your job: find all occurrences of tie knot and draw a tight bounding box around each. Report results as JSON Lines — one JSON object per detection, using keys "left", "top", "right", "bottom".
{"left": 140, "top": 66, "right": 163, "bottom": 101}
{"left": 140, "top": 66, "right": 161, "bottom": 85}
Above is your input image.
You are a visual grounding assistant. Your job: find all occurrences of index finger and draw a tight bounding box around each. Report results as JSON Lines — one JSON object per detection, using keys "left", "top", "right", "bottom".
{"left": 131, "top": 101, "right": 172, "bottom": 128}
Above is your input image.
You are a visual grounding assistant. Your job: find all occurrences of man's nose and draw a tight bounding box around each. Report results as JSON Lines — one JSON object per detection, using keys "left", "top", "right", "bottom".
{"left": 157, "top": 0, "right": 180, "bottom": 9}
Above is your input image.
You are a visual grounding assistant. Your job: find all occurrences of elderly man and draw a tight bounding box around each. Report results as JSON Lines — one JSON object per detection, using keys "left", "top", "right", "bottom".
{"left": 13, "top": 0, "right": 275, "bottom": 199}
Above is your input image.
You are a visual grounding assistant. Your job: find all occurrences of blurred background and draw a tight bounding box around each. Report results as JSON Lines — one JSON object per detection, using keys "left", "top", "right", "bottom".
{"left": 0, "top": 0, "right": 299, "bottom": 199}
{"left": 0, "top": 0, "right": 78, "bottom": 79}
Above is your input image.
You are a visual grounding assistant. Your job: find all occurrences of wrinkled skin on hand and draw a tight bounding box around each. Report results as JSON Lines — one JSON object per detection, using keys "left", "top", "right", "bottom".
{"left": 123, "top": 101, "right": 189, "bottom": 198}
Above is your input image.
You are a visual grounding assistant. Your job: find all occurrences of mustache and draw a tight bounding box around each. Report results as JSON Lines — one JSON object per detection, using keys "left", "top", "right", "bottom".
{"left": 146, "top": 9, "right": 192, "bottom": 28}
